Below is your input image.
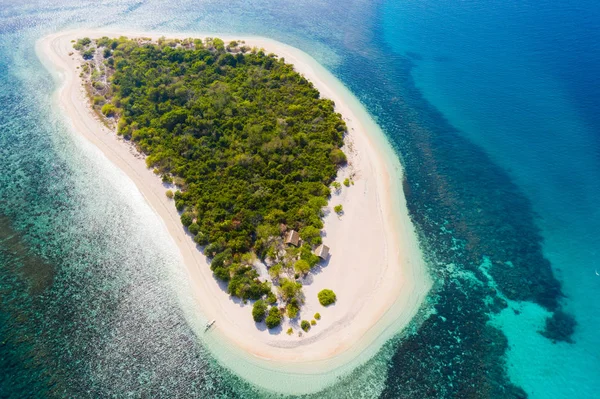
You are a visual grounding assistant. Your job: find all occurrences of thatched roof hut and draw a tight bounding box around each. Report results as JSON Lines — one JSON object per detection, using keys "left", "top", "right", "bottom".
{"left": 314, "top": 244, "right": 330, "bottom": 260}
{"left": 285, "top": 230, "right": 300, "bottom": 247}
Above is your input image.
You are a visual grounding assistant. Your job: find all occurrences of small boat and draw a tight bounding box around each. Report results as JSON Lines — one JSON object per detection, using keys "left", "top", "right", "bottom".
{"left": 205, "top": 319, "right": 216, "bottom": 331}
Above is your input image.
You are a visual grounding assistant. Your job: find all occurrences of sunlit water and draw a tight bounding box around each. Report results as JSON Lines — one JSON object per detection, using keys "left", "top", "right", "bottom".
{"left": 1, "top": 0, "right": 598, "bottom": 397}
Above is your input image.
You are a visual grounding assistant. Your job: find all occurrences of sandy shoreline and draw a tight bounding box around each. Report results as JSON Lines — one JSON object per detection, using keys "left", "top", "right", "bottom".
{"left": 37, "top": 28, "right": 430, "bottom": 393}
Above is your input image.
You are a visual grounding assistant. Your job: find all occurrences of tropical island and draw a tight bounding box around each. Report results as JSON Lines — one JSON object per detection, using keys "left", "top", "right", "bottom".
{"left": 38, "top": 29, "right": 430, "bottom": 392}
{"left": 74, "top": 35, "right": 346, "bottom": 328}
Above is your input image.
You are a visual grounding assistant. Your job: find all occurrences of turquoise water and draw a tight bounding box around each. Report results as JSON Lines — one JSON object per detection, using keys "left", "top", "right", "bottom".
{"left": 1, "top": 0, "right": 598, "bottom": 397}
{"left": 381, "top": 1, "right": 600, "bottom": 397}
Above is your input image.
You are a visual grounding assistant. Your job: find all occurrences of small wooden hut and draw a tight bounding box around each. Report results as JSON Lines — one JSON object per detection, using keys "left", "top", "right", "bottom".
{"left": 314, "top": 244, "right": 330, "bottom": 260}
{"left": 285, "top": 230, "right": 300, "bottom": 247}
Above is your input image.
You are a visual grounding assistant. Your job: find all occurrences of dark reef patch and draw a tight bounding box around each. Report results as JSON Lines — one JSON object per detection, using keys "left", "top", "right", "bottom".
{"left": 0, "top": 218, "right": 53, "bottom": 399}
{"left": 540, "top": 310, "right": 577, "bottom": 343}
{"left": 380, "top": 281, "right": 527, "bottom": 398}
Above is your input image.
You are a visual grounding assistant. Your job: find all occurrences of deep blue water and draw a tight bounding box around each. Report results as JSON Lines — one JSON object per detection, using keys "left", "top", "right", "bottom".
{"left": 1, "top": 0, "right": 598, "bottom": 397}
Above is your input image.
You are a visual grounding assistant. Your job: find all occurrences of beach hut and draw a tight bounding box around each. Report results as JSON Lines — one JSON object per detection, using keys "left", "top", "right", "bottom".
{"left": 285, "top": 230, "right": 300, "bottom": 247}
{"left": 314, "top": 244, "right": 330, "bottom": 260}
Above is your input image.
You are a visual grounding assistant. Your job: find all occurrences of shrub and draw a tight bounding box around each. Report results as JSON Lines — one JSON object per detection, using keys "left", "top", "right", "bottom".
{"left": 301, "top": 320, "right": 310, "bottom": 332}
{"left": 73, "top": 37, "right": 91, "bottom": 51}
{"left": 228, "top": 268, "right": 270, "bottom": 300}
{"left": 314, "top": 312, "right": 321, "bottom": 320}
{"left": 311, "top": 319, "right": 316, "bottom": 326}
{"left": 103, "top": 48, "right": 112, "bottom": 58}
{"left": 299, "top": 226, "right": 322, "bottom": 246}
{"left": 93, "top": 96, "right": 105, "bottom": 105}
{"left": 268, "top": 263, "right": 282, "bottom": 279}
{"left": 294, "top": 259, "right": 310, "bottom": 275}
{"left": 286, "top": 327, "right": 293, "bottom": 335}
{"left": 287, "top": 302, "right": 299, "bottom": 319}
{"left": 180, "top": 212, "right": 193, "bottom": 227}
{"left": 330, "top": 148, "right": 347, "bottom": 165}
{"left": 82, "top": 48, "right": 95, "bottom": 60}
{"left": 212, "top": 266, "right": 230, "bottom": 281}
{"left": 210, "top": 249, "right": 232, "bottom": 270}
{"left": 188, "top": 223, "right": 200, "bottom": 235}
{"left": 331, "top": 181, "right": 342, "bottom": 194}
{"left": 194, "top": 232, "right": 208, "bottom": 246}
{"left": 212, "top": 38, "right": 225, "bottom": 51}
{"left": 334, "top": 204, "right": 343, "bottom": 215}
{"left": 252, "top": 299, "right": 267, "bottom": 322}
{"left": 165, "top": 189, "right": 174, "bottom": 199}
{"left": 318, "top": 289, "right": 337, "bottom": 306}
{"left": 205, "top": 241, "right": 224, "bottom": 257}
{"left": 278, "top": 278, "right": 302, "bottom": 302}
{"left": 300, "top": 245, "right": 320, "bottom": 267}
{"left": 266, "top": 291, "right": 277, "bottom": 305}
{"left": 343, "top": 178, "right": 350, "bottom": 187}
{"left": 101, "top": 103, "right": 117, "bottom": 117}
{"left": 265, "top": 306, "right": 282, "bottom": 329}
{"left": 96, "top": 37, "right": 111, "bottom": 47}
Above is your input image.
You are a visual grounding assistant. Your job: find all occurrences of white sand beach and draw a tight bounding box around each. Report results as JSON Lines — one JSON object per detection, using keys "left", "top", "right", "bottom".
{"left": 37, "top": 29, "right": 431, "bottom": 394}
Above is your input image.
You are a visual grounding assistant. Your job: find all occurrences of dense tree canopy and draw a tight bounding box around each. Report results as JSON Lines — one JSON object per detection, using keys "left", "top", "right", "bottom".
{"left": 79, "top": 36, "right": 346, "bottom": 324}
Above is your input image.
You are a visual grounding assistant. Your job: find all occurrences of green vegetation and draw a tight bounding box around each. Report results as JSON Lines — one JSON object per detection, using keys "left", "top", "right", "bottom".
{"left": 334, "top": 204, "right": 343, "bottom": 215}
{"left": 73, "top": 37, "right": 91, "bottom": 51}
{"left": 330, "top": 149, "right": 347, "bottom": 165}
{"left": 101, "top": 103, "right": 117, "bottom": 117}
{"left": 268, "top": 263, "right": 282, "bottom": 278}
{"left": 265, "top": 306, "right": 282, "bottom": 329}
{"left": 294, "top": 259, "right": 310, "bottom": 275}
{"left": 82, "top": 47, "right": 95, "bottom": 60}
{"left": 286, "top": 327, "right": 293, "bottom": 335}
{"left": 310, "top": 319, "right": 316, "bottom": 326}
{"left": 331, "top": 181, "right": 342, "bottom": 194}
{"left": 301, "top": 320, "right": 311, "bottom": 332}
{"left": 165, "top": 189, "right": 174, "bottom": 199}
{"left": 266, "top": 291, "right": 277, "bottom": 305}
{"left": 299, "top": 225, "right": 322, "bottom": 246}
{"left": 286, "top": 299, "right": 300, "bottom": 318}
{"left": 252, "top": 299, "right": 267, "bottom": 322}
{"left": 188, "top": 223, "right": 201, "bottom": 235}
{"left": 318, "top": 289, "right": 337, "bottom": 306}
{"left": 79, "top": 36, "right": 347, "bottom": 325}
{"left": 278, "top": 278, "right": 302, "bottom": 302}
{"left": 180, "top": 212, "right": 193, "bottom": 227}
{"left": 343, "top": 178, "right": 350, "bottom": 187}
{"left": 314, "top": 312, "right": 321, "bottom": 320}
